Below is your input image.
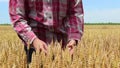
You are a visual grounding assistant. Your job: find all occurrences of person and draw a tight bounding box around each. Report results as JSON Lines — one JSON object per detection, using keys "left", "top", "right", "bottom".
{"left": 9, "top": 0, "right": 84, "bottom": 63}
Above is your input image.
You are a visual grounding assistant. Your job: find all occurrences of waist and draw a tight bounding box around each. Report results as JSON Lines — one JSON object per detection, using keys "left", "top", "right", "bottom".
{"left": 29, "top": 19, "right": 67, "bottom": 34}
{"left": 29, "top": 19, "right": 55, "bottom": 32}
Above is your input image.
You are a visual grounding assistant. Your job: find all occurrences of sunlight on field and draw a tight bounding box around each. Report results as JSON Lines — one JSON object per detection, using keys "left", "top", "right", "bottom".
{"left": 0, "top": 25, "right": 120, "bottom": 68}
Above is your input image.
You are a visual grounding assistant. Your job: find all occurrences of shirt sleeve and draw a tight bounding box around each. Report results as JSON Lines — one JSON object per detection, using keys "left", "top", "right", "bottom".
{"left": 67, "top": 0, "right": 84, "bottom": 41}
{"left": 9, "top": 0, "right": 37, "bottom": 44}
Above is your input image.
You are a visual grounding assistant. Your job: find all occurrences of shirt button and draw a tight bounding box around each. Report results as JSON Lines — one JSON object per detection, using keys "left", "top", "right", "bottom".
{"left": 48, "top": 6, "right": 51, "bottom": 9}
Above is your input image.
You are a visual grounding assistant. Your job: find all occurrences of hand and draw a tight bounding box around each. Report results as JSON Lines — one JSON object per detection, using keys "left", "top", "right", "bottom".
{"left": 32, "top": 38, "right": 48, "bottom": 54}
{"left": 67, "top": 40, "right": 76, "bottom": 55}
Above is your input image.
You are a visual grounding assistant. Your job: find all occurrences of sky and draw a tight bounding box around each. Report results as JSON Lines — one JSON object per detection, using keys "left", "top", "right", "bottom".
{"left": 0, "top": 0, "right": 120, "bottom": 24}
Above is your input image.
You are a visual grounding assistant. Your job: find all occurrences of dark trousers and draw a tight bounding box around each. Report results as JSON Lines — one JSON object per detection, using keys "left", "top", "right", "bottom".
{"left": 24, "top": 46, "right": 35, "bottom": 63}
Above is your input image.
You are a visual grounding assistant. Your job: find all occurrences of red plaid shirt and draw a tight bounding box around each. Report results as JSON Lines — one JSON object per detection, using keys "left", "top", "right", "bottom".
{"left": 9, "top": 0, "right": 84, "bottom": 45}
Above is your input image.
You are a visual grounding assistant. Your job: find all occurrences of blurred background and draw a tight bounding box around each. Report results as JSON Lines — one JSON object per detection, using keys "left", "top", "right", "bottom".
{"left": 0, "top": 0, "right": 120, "bottom": 24}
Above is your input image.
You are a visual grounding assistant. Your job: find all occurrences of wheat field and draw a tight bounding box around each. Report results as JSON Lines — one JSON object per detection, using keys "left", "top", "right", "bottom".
{"left": 0, "top": 25, "right": 120, "bottom": 68}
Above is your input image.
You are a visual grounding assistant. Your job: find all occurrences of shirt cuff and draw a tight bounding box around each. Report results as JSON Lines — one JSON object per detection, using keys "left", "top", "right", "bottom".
{"left": 68, "top": 33, "right": 81, "bottom": 41}
{"left": 25, "top": 31, "right": 37, "bottom": 44}
{"left": 68, "top": 33, "right": 82, "bottom": 45}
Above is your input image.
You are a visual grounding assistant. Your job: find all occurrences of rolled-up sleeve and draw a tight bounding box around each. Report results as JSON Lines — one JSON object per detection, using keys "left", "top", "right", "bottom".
{"left": 9, "top": 0, "right": 36, "bottom": 44}
{"left": 67, "top": 0, "right": 84, "bottom": 41}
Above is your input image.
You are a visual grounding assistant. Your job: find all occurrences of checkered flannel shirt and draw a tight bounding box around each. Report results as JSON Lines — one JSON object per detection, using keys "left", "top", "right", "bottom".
{"left": 9, "top": 0, "right": 84, "bottom": 45}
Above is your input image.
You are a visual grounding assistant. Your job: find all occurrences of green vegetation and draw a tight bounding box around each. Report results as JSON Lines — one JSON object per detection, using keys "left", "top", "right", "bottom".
{"left": 0, "top": 24, "right": 11, "bottom": 26}
{"left": 0, "top": 23, "right": 120, "bottom": 26}
{"left": 85, "top": 23, "right": 120, "bottom": 25}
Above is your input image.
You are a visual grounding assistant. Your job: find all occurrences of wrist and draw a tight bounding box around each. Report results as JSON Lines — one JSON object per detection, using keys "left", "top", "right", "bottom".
{"left": 32, "top": 37, "right": 38, "bottom": 46}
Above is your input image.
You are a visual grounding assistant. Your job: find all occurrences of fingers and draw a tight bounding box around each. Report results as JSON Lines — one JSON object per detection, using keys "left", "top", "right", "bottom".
{"left": 43, "top": 43, "right": 48, "bottom": 51}
{"left": 43, "top": 45, "right": 48, "bottom": 54}
{"left": 67, "top": 44, "right": 74, "bottom": 55}
{"left": 67, "top": 40, "right": 76, "bottom": 55}
{"left": 67, "top": 41, "right": 74, "bottom": 51}
{"left": 40, "top": 42, "right": 48, "bottom": 54}
{"left": 68, "top": 45, "right": 73, "bottom": 50}
{"left": 70, "top": 48, "right": 74, "bottom": 55}
{"left": 33, "top": 38, "right": 48, "bottom": 54}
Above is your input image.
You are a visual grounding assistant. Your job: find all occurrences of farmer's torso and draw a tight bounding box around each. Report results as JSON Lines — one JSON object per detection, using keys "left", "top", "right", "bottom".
{"left": 25, "top": 0, "right": 69, "bottom": 30}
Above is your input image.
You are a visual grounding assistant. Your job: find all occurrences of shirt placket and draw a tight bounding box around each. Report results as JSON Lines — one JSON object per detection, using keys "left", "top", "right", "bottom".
{"left": 43, "top": 0, "right": 53, "bottom": 26}
{"left": 44, "top": 0, "right": 55, "bottom": 43}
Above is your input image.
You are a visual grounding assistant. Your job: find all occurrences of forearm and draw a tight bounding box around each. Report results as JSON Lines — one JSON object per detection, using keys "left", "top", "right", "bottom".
{"left": 9, "top": 0, "right": 37, "bottom": 44}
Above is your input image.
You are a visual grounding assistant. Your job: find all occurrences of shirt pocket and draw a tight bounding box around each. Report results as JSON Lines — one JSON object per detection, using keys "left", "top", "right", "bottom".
{"left": 28, "top": 0, "right": 43, "bottom": 11}
{"left": 28, "top": 0, "right": 43, "bottom": 18}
